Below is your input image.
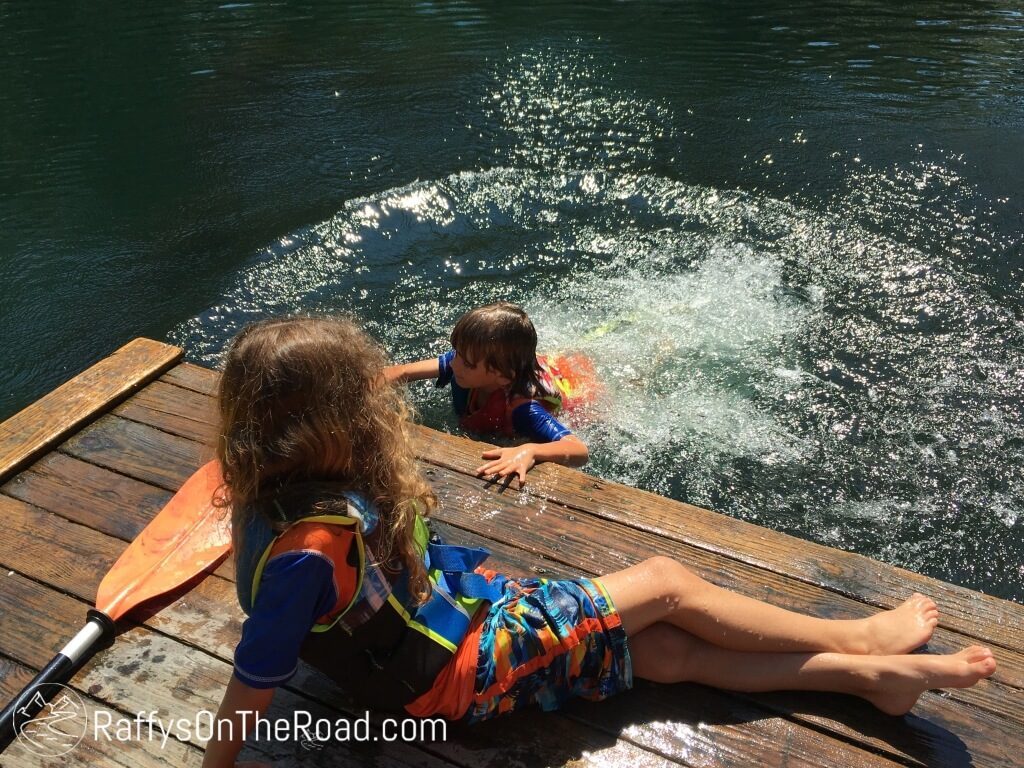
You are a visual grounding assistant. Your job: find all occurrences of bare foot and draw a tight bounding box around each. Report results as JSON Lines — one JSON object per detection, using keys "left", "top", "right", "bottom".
{"left": 848, "top": 593, "right": 939, "bottom": 655}
{"left": 861, "top": 646, "right": 997, "bottom": 715}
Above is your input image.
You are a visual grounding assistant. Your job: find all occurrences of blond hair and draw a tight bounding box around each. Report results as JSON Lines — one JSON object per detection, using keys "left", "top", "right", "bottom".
{"left": 216, "top": 316, "right": 434, "bottom": 600}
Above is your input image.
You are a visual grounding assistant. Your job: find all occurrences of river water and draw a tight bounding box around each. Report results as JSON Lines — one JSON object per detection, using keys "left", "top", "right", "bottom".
{"left": 2, "top": 2, "right": 1021, "bottom": 600}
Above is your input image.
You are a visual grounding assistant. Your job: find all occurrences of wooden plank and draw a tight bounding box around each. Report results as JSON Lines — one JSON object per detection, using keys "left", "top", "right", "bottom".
{"left": 0, "top": 493, "right": 242, "bottom": 655}
{"left": 0, "top": 338, "right": 182, "bottom": 484}
{"left": 0, "top": 655, "right": 205, "bottom": 767}
{"left": 0, "top": 452, "right": 234, "bottom": 584}
{"left": 113, "top": 381, "right": 217, "bottom": 442}
{"left": 60, "top": 414, "right": 208, "bottom": 491}
{"left": 144, "top": 363, "right": 1024, "bottom": 654}
{"left": 160, "top": 362, "right": 218, "bottom": 397}
{"left": 2, "top": 451, "right": 173, "bottom": 542}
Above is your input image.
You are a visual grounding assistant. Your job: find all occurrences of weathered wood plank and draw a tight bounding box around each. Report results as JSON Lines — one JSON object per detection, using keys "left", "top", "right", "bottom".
{"left": 0, "top": 493, "right": 241, "bottom": 653}
{"left": 60, "top": 414, "right": 209, "bottom": 491}
{"left": 1, "top": 451, "right": 234, "bottom": 582}
{"left": 0, "top": 339, "right": 182, "bottom": 484}
{"left": 113, "top": 381, "right": 218, "bottom": 443}
{"left": 2, "top": 451, "right": 174, "bottom": 542}
{"left": 0, "top": 654, "right": 205, "bottom": 768}
{"left": 0, "top": 469, "right": 912, "bottom": 768}
{"left": 160, "top": 362, "right": 218, "bottom": 398}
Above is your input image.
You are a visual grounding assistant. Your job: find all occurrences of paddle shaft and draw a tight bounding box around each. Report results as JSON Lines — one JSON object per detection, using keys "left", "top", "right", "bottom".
{"left": 0, "top": 609, "right": 115, "bottom": 753}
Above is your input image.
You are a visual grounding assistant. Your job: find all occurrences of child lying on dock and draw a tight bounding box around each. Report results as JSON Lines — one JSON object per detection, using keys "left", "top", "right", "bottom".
{"left": 385, "top": 301, "right": 590, "bottom": 486}
{"left": 202, "top": 315, "right": 996, "bottom": 768}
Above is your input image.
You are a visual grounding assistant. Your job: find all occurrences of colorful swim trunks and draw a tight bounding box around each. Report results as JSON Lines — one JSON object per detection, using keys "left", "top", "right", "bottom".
{"left": 461, "top": 576, "right": 633, "bottom": 723}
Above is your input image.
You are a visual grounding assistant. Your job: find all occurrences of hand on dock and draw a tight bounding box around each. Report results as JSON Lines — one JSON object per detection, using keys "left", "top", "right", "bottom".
{"left": 477, "top": 446, "right": 537, "bottom": 487}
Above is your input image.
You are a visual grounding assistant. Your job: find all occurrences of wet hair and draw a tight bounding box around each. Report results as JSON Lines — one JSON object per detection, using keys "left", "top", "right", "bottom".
{"left": 216, "top": 315, "right": 433, "bottom": 601}
{"left": 449, "top": 302, "right": 545, "bottom": 398}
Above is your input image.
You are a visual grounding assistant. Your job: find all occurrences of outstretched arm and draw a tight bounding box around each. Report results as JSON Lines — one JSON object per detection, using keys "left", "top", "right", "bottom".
{"left": 201, "top": 676, "right": 275, "bottom": 768}
{"left": 476, "top": 434, "right": 589, "bottom": 487}
{"left": 207, "top": 548, "right": 340, "bottom": 766}
{"left": 384, "top": 358, "right": 440, "bottom": 384}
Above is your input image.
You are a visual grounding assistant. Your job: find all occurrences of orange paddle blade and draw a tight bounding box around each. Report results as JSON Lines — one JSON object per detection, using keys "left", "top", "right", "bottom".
{"left": 96, "top": 461, "right": 231, "bottom": 621}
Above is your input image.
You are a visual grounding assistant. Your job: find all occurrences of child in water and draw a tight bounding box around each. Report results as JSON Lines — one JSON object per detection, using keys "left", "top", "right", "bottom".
{"left": 202, "top": 315, "right": 996, "bottom": 768}
{"left": 385, "top": 302, "right": 588, "bottom": 486}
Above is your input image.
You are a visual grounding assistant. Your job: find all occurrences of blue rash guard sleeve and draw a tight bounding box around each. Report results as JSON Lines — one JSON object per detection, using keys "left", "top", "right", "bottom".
{"left": 233, "top": 552, "right": 338, "bottom": 689}
{"left": 436, "top": 349, "right": 469, "bottom": 416}
{"left": 436, "top": 349, "right": 455, "bottom": 387}
{"left": 511, "top": 400, "right": 572, "bottom": 443}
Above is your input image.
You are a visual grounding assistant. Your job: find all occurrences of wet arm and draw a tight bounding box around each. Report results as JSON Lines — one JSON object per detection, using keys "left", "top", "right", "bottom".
{"left": 206, "top": 550, "right": 340, "bottom": 766}
{"left": 528, "top": 433, "right": 589, "bottom": 467}
{"left": 476, "top": 434, "right": 589, "bottom": 486}
{"left": 201, "top": 677, "right": 274, "bottom": 768}
{"left": 384, "top": 358, "right": 441, "bottom": 384}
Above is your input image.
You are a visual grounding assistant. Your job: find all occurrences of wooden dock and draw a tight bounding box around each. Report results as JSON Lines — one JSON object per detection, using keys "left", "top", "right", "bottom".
{"left": 0, "top": 338, "right": 1020, "bottom": 768}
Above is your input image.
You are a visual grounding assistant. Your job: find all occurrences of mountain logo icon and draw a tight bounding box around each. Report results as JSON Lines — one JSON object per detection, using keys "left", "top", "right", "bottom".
{"left": 13, "top": 683, "right": 88, "bottom": 757}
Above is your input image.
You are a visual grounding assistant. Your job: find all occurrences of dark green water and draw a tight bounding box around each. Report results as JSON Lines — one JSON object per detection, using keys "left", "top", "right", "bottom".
{"left": 2, "top": 2, "right": 1022, "bottom": 600}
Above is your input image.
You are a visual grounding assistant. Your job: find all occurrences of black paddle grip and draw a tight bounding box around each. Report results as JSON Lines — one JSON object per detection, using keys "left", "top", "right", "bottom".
{"left": 0, "top": 609, "right": 115, "bottom": 754}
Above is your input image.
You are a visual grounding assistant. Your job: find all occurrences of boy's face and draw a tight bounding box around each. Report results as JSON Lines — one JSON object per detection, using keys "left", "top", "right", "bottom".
{"left": 451, "top": 349, "right": 511, "bottom": 390}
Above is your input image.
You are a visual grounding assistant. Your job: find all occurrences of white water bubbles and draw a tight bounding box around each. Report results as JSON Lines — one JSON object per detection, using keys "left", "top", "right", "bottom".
{"left": 531, "top": 245, "right": 817, "bottom": 494}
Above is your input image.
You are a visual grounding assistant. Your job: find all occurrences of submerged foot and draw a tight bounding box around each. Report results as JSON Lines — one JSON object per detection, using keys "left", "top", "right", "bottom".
{"left": 851, "top": 593, "right": 939, "bottom": 655}
{"left": 861, "top": 646, "right": 997, "bottom": 716}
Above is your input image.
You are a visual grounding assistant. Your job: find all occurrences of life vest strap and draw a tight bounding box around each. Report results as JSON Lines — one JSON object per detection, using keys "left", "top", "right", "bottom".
{"left": 424, "top": 542, "right": 489, "bottom": 572}
{"left": 425, "top": 542, "right": 505, "bottom": 603}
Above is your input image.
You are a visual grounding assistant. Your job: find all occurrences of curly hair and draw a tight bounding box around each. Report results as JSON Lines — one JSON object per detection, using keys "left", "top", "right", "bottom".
{"left": 215, "top": 315, "right": 435, "bottom": 601}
